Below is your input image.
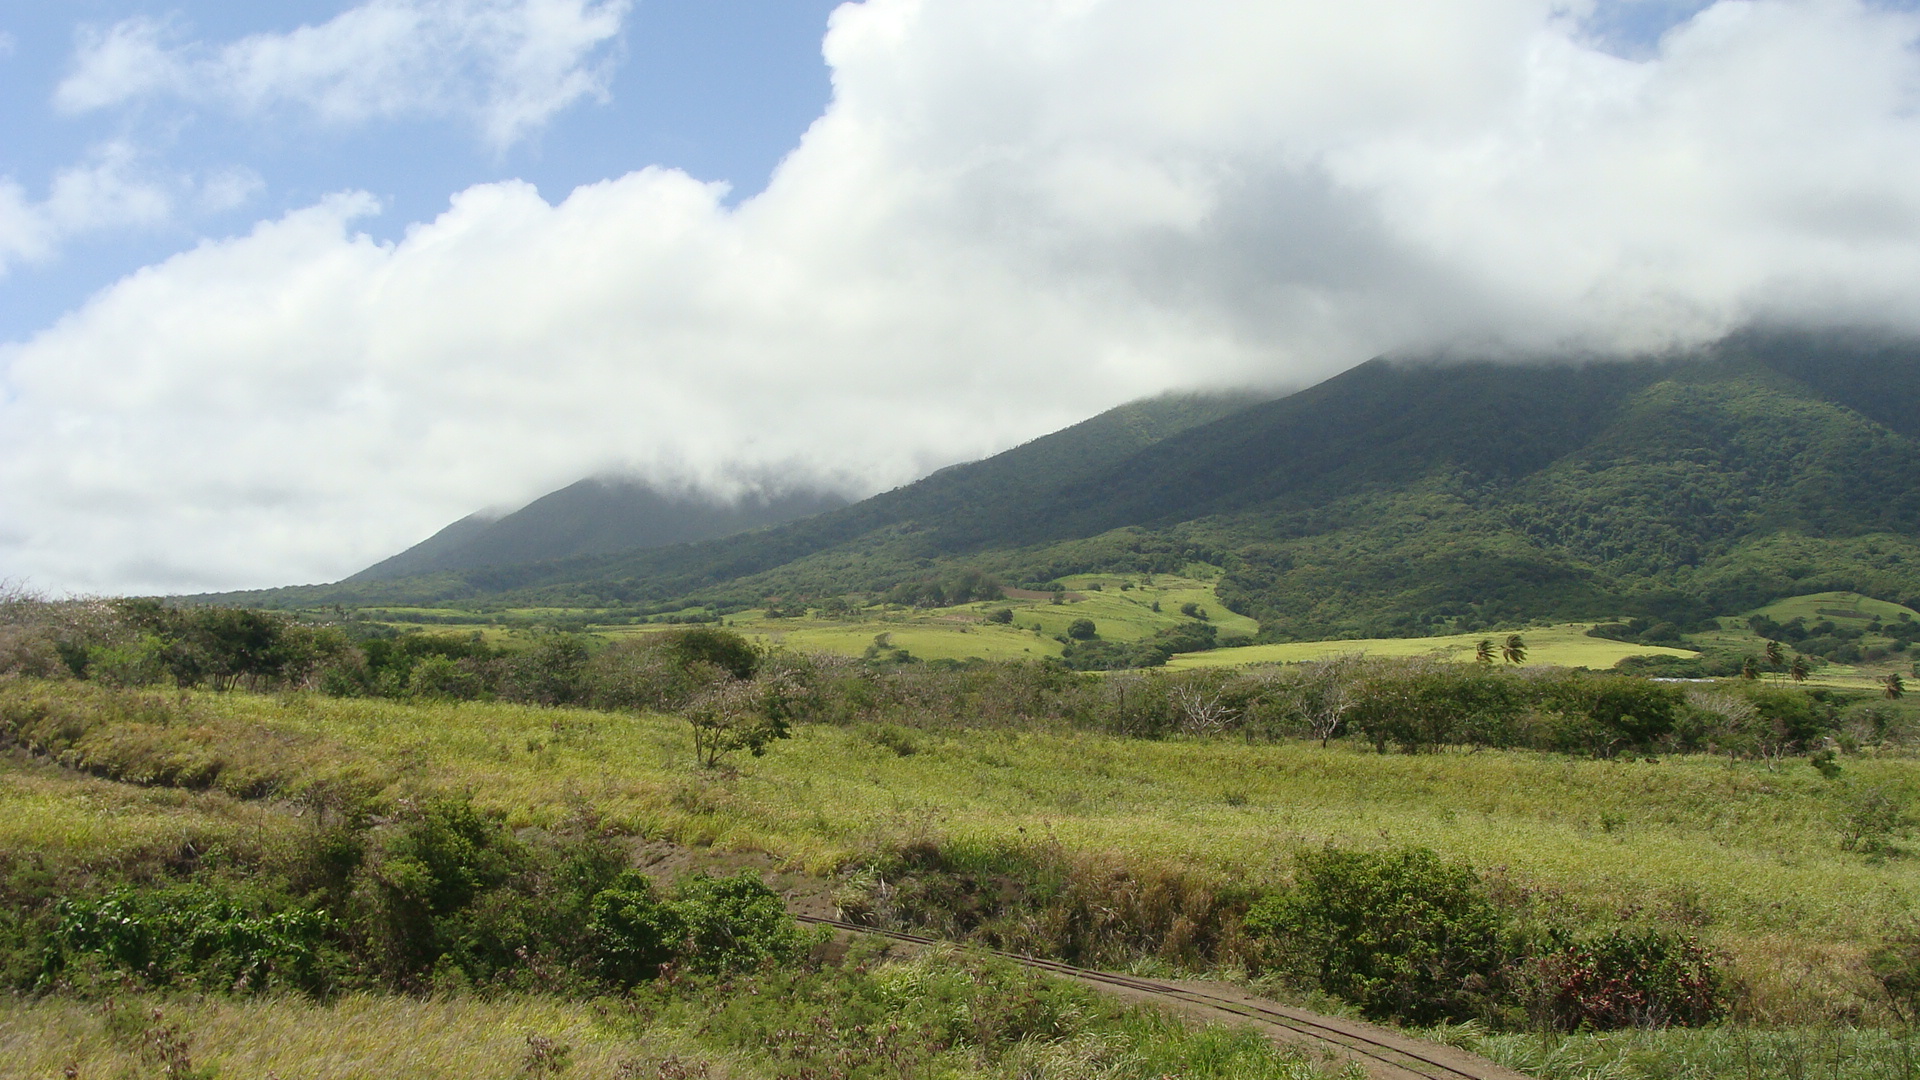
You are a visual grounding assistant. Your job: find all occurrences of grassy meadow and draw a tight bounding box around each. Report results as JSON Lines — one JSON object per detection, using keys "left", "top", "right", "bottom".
{"left": 1164, "top": 623, "right": 1697, "bottom": 670}
{"left": 9, "top": 681, "right": 1915, "bottom": 1021}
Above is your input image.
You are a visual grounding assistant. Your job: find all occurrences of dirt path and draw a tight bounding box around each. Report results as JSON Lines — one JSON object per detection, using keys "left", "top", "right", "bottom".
{"left": 623, "top": 843, "right": 1533, "bottom": 1080}
{"left": 790, "top": 915, "right": 1535, "bottom": 1080}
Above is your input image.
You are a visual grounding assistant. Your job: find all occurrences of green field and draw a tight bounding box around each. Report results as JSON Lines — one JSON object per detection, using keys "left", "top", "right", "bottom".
{"left": 608, "top": 571, "right": 1266, "bottom": 664}
{"left": 6, "top": 680, "right": 1912, "bottom": 1022}
{"left": 1165, "top": 623, "right": 1697, "bottom": 670}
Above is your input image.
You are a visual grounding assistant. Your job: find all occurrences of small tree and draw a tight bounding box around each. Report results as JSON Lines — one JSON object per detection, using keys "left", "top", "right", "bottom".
{"left": 1789, "top": 657, "right": 1810, "bottom": 683}
{"left": 1765, "top": 640, "right": 1786, "bottom": 670}
{"left": 1886, "top": 673, "right": 1907, "bottom": 700}
{"left": 686, "top": 680, "right": 791, "bottom": 768}
{"left": 1741, "top": 656, "right": 1760, "bottom": 680}
{"left": 1502, "top": 634, "right": 1528, "bottom": 666}
{"left": 1474, "top": 639, "right": 1495, "bottom": 665}
{"left": 1066, "top": 618, "right": 1097, "bottom": 640}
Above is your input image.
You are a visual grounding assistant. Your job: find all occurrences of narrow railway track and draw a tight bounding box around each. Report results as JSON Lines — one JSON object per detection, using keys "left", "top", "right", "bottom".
{"left": 794, "top": 914, "right": 1535, "bottom": 1080}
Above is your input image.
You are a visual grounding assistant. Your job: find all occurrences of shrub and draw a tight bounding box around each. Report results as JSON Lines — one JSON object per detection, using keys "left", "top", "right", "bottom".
{"left": 686, "top": 680, "right": 792, "bottom": 767}
{"left": 360, "top": 797, "right": 524, "bottom": 982}
{"left": 1837, "top": 785, "right": 1913, "bottom": 855}
{"left": 1245, "top": 846, "right": 1508, "bottom": 1025}
{"left": 1066, "top": 618, "right": 1097, "bottom": 641}
{"left": 661, "top": 627, "right": 762, "bottom": 681}
{"left": 671, "top": 871, "right": 808, "bottom": 974}
{"left": 1868, "top": 933, "right": 1920, "bottom": 1025}
{"left": 586, "top": 872, "right": 685, "bottom": 986}
{"left": 1538, "top": 926, "right": 1726, "bottom": 1030}
{"left": 1348, "top": 663, "right": 1522, "bottom": 752}
{"left": 47, "top": 885, "right": 334, "bottom": 994}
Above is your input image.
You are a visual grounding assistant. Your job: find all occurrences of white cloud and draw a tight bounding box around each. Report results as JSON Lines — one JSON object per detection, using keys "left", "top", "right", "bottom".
{"left": 56, "top": 0, "right": 631, "bottom": 149}
{"left": 0, "top": 144, "right": 177, "bottom": 272}
{"left": 0, "top": 145, "right": 265, "bottom": 274}
{"left": 8, "top": 0, "right": 1920, "bottom": 593}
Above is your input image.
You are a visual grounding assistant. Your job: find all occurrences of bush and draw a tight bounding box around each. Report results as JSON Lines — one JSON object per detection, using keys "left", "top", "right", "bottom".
{"left": 1066, "top": 618, "right": 1097, "bottom": 641}
{"left": 1348, "top": 662, "right": 1523, "bottom": 752}
{"left": 672, "top": 871, "right": 808, "bottom": 973}
{"left": 586, "top": 872, "right": 685, "bottom": 986}
{"left": 1245, "top": 846, "right": 1509, "bottom": 1025}
{"left": 660, "top": 627, "right": 762, "bottom": 681}
{"left": 1538, "top": 926, "right": 1726, "bottom": 1030}
{"left": 47, "top": 885, "right": 335, "bottom": 994}
{"left": 1837, "top": 785, "right": 1913, "bottom": 855}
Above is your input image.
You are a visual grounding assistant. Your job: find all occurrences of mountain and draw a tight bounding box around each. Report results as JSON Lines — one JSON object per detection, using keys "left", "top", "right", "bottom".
{"left": 216, "top": 330, "right": 1920, "bottom": 640}
{"left": 349, "top": 480, "right": 849, "bottom": 582}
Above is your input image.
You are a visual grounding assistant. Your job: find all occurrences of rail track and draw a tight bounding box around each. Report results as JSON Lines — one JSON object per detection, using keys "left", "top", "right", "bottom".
{"left": 794, "top": 914, "right": 1535, "bottom": 1080}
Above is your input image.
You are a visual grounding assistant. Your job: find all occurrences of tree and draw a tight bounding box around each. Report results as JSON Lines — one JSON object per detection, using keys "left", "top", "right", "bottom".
{"left": 686, "top": 680, "right": 791, "bottom": 768}
{"left": 1474, "top": 639, "right": 1495, "bottom": 665}
{"left": 1789, "top": 657, "right": 1810, "bottom": 683}
{"left": 1066, "top": 618, "right": 1097, "bottom": 640}
{"left": 1502, "top": 634, "right": 1528, "bottom": 666}
{"left": 1886, "top": 673, "right": 1907, "bottom": 700}
{"left": 1741, "top": 656, "right": 1760, "bottom": 680}
{"left": 1765, "top": 640, "right": 1785, "bottom": 670}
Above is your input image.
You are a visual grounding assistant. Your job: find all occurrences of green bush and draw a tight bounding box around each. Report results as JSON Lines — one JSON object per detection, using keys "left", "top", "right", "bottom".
{"left": 585, "top": 872, "right": 685, "bottom": 986}
{"left": 47, "top": 885, "right": 334, "bottom": 994}
{"left": 1246, "top": 846, "right": 1509, "bottom": 1025}
{"left": 661, "top": 626, "right": 761, "bottom": 681}
{"left": 671, "top": 871, "right": 808, "bottom": 974}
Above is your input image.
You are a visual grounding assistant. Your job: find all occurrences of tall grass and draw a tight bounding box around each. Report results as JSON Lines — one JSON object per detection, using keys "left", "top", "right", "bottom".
{"left": 1462, "top": 1026, "right": 1920, "bottom": 1080}
{"left": 0, "top": 949, "right": 1350, "bottom": 1080}
{"left": 8, "top": 677, "right": 1920, "bottom": 1021}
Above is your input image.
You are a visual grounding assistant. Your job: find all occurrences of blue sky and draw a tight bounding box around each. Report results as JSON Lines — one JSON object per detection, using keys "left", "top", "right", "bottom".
{"left": 4, "top": 0, "right": 1919, "bottom": 593}
{"left": 0, "top": 0, "right": 841, "bottom": 341}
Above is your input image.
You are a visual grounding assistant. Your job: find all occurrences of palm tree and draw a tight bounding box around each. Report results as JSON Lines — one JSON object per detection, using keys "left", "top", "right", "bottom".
{"left": 1886, "top": 673, "right": 1907, "bottom": 700}
{"left": 1764, "top": 640, "right": 1785, "bottom": 671}
{"left": 1502, "top": 634, "right": 1528, "bottom": 665}
{"left": 1789, "top": 657, "right": 1810, "bottom": 683}
{"left": 1475, "top": 638, "right": 1496, "bottom": 664}
{"left": 1741, "top": 656, "right": 1760, "bottom": 680}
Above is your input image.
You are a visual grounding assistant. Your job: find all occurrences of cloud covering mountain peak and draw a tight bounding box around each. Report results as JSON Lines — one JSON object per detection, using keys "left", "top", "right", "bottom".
{"left": 5, "top": 0, "right": 1920, "bottom": 593}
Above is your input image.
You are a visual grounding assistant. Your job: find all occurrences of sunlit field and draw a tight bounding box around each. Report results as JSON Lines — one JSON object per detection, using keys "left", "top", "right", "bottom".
{"left": 1165, "top": 623, "right": 1696, "bottom": 670}
{"left": 4, "top": 678, "right": 1907, "bottom": 1024}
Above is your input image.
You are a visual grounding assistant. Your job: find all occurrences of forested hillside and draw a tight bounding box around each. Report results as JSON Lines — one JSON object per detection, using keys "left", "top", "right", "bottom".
{"left": 216, "top": 331, "right": 1920, "bottom": 641}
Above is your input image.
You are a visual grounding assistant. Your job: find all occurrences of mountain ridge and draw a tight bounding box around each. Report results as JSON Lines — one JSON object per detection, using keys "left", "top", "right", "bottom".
{"left": 201, "top": 331, "right": 1920, "bottom": 641}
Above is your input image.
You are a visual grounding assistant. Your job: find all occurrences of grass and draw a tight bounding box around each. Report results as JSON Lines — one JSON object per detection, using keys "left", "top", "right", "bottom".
{"left": 0, "top": 945, "right": 1346, "bottom": 1080}
{"left": 0, "top": 994, "right": 663, "bottom": 1080}
{"left": 1461, "top": 1025, "right": 1920, "bottom": 1080}
{"left": 65, "top": 686, "right": 1893, "bottom": 1022}
{"left": 600, "top": 573, "right": 1267, "bottom": 663}
{"left": 0, "top": 753, "right": 297, "bottom": 870}
{"left": 1166, "top": 624, "right": 1696, "bottom": 670}
{"left": 1750, "top": 592, "right": 1920, "bottom": 626}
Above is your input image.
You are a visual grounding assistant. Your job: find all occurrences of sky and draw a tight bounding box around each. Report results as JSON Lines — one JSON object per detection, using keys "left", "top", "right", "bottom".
{"left": 2, "top": 0, "right": 1920, "bottom": 595}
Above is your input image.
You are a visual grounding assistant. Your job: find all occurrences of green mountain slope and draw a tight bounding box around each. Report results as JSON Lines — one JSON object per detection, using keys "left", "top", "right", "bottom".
{"left": 214, "top": 390, "right": 1267, "bottom": 608}
{"left": 218, "top": 331, "right": 1920, "bottom": 641}
{"left": 349, "top": 480, "right": 848, "bottom": 582}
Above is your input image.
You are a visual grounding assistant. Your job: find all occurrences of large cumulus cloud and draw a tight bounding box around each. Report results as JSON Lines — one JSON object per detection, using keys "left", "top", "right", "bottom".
{"left": 5, "top": 0, "right": 1920, "bottom": 593}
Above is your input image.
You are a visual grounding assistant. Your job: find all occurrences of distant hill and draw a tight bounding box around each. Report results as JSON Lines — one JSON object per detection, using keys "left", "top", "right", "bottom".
{"left": 216, "top": 331, "right": 1920, "bottom": 640}
{"left": 349, "top": 480, "right": 849, "bottom": 582}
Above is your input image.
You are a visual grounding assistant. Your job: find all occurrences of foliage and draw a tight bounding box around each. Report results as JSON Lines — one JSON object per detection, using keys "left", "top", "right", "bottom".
{"left": 47, "top": 885, "right": 335, "bottom": 994}
{"left": 1537, "top": 926, "right": 1727, "bottom": 1031}
{"left": 685, "top": 679, "right": 793, "bottom": 768}
{"left": 1837, "top": 785, "right": 1914, "bottom": 855}
{"left": 584, "top": 873, "right": 684, "bottom": 986}
{"left": 668, "top": 871, "right": 808, "bottom": 974}
{"left": 1245, "top": 846, "right": 1510, "bottom": 1025}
